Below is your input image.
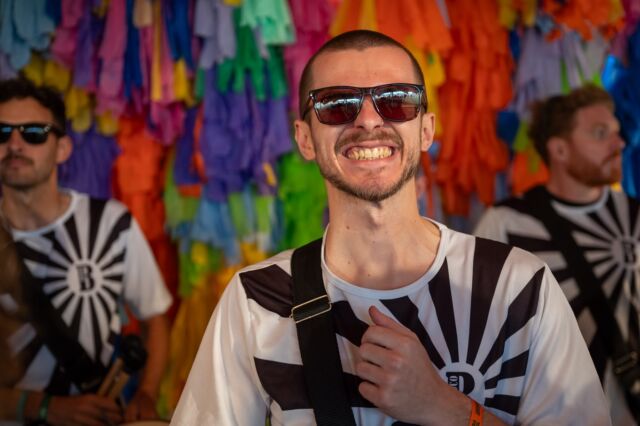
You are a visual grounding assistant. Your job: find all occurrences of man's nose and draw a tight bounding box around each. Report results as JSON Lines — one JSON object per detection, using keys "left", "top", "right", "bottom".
{"left": 5, "top": 129, "right": 25, "bottom": 151}
{"left": 353, "top": 95, "right": 384, "bottom": 130}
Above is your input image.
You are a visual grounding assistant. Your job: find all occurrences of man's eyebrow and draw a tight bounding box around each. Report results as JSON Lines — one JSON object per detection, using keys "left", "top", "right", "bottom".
{"left": 588, "top": 121, "right": 620, "bottom": 131}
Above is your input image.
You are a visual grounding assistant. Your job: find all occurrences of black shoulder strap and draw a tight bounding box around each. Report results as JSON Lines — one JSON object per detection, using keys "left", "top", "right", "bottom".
{"left": 17, "top": 248, "right": 107, "bottom": 393}
{"left": 521, "top": 188, "right": 640, "bottom": 396}
{"left": 291, "top": 238, "right": 356, "bottom": 426}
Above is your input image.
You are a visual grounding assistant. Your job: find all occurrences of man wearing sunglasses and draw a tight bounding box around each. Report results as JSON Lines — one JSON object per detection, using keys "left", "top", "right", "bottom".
{"left": 0, "top": 78, "right": 172, "bottom": 425}
{"left": 173, "top": 31, "right": 609, "bottom": 425}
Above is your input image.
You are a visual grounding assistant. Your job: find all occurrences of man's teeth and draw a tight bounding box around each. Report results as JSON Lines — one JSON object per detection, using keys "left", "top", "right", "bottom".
{"left": 347, "top": 147, "right": 393, "bottom": 160}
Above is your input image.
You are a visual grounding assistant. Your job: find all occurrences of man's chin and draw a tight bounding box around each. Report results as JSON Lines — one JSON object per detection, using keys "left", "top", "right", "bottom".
{"left": 333, "top": 179, "right": 409, "bottom": 203}
{"left": 586, "top": 175, "right": 621, "bottom": 187}
{"left": 1, "top": 178, "right": 38, "bottom": 191}
{"left": 604, "top": 166, "right": 623, "bottom": 185}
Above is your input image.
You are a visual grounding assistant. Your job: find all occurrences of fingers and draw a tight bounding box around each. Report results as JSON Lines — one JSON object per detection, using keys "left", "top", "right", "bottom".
{"left": 124, "top": 402, "right": 139, "bottom": 423}
{"left": 59, "top": 413, "right": 106, "bottom": 426}
{"left": 359, "top": 341, "right": 393, "bottom": 369}
{"left": 100, "top": 407, "right": 124, "bottom": 425}
{"left": 85, "top": 395, "right": 122, "bottom": 415}
{"left": 69, "top": 412, "right": 109, "bottom": 426}
{"left": 356, "top": 352, "right": 385, "bottom": 382}
{"left": 357, "top": 374, "right": 398, "bottom": 413}
{"left": 360, "top": 307, "right": 420, "bottom": 387}
{"left": 362, "top": 307, "right": 417, "bottom": 352}
{"left": 368, "top": 306, "right": 413, "bottom": 337}
{"left": 124, "top": 391, "right": 158, "bottom": 422}
{"left": 48, "top": 395, "right": 123, "bottom": 426}
{"left": 137, "top": 400, "right": 158, "bottom": 419}
{"left": 357, "top": 307, "right": 443, "bottom": 423}
{"left": 79, "top": 397, "right": 123, "bottom": 425}
{"left": 357, "top": 342, "right": 409, "bottom": 384}
{"left": 357, "top": 380, "right": 380, "bottom": 406}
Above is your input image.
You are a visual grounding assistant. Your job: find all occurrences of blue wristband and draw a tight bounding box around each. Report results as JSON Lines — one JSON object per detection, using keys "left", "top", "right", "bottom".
{"left": 16, "top": 391, "right": 28, "bottom": 422}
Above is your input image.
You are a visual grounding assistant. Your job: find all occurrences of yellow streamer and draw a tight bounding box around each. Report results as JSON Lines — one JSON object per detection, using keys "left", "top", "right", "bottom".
{"left": 66, "top": 86, "right": 93, "bottom": 133}
{"left": 151, "top": 0, "right": 163, "bottom": 102}
{"left": 96, "top": 111, "right": 120, "bottom": 135}
{"left": 22, "top": 54, "right": 45, "bottom": 86}
{"left": 43, "top": 60, "right": 71, "bottom": 93}
{"left": 359, "top": 0, "right": 377, "bottom": 30}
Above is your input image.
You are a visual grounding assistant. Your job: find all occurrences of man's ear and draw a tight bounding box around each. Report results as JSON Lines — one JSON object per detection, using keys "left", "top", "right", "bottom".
{"left": 294, "top": 119, "right": 316, "bottom": 160}
{"left": 547, "top": 136, "right": 569, "bottom": 164}
{"left": 420, "top": 112, "right": 435, "bottom": 152}
{"left": 55, "top": 135, "right": 73, "bottom": 164}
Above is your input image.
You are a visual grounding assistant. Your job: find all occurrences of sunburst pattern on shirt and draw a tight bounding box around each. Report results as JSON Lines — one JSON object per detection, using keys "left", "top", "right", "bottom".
{"left": 505, "top": 192, "right": 640, "bottom": 376}
{"left": 241, "top": 237, "right": 544, "bottom": 423}
{"left": 15, "top": 199, "right": 131, "bottom": 365}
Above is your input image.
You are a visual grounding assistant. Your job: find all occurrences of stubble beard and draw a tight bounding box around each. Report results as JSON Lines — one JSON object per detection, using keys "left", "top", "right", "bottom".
{"left": 315, "top": 129, "right": 422, "bottom": 203}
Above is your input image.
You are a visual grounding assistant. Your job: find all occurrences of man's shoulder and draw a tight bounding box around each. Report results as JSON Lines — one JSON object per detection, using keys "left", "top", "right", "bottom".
{"left": 610, "top": 187, "right": 640, "bottom": 207}
{"left": 476, "top": 189, "right": 546, "bottom": 231}
{"left": 235, "top": 249, "right": 295, "bottom": 295}
{"left": 447, "top": 228, "right": 547, "bottom": 274}
{"left": 69, "top": 191, "right": 134, "bottom": 230}
{"left": 71, "top": 191, "right": 130, "bottom": 215}
{"left": 494, "top": 186, "right": 545, "bottom": 211}
{"left": 238, "top": 249, "right": 295, "bottom": 277}
{"left": 233, "top": 249, "right": 296, "bottom": 317}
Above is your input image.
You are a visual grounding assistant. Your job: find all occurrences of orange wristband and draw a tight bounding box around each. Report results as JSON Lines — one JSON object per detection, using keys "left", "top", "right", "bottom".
{"left": 469, "top": 399, "right": 484, "bottom": 426}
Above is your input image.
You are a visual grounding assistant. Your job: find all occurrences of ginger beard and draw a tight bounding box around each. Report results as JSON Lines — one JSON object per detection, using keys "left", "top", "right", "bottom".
{"left": 566, "top": 146, "right": 623, "bottom": 187}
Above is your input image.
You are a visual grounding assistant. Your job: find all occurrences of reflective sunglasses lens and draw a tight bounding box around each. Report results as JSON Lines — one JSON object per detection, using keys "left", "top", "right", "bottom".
{"left": 0, "top": 125, "right": 11, "bottom": 143}
{"left": 21, "top": 125, "right": 50, "bottom": 144}
{"left": 373, "top": 85, "right": 422, "bottom": 121}
{"left": 313, "top": 88, "right": 362, "bottom": 125}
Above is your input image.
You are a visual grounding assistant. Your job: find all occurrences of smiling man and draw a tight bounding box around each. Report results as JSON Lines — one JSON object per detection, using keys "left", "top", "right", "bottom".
{"left": 0, "top": 78, "right": 172, "bottom": 425}
{"left": 172, "top": 31, "right": 610, "bottom": 425}
{"left": 474, "top": 86, "right": 638, "bottom": 424}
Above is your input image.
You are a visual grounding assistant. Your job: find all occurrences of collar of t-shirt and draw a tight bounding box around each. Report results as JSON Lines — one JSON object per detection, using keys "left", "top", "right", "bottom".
{"left": 545, "top": 185, "right": 610, "bottom": 216}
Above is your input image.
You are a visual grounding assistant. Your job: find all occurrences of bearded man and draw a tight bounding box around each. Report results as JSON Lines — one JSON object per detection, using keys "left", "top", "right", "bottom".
{"left": 475, "top": 85, "right": 638, "bottom": 424}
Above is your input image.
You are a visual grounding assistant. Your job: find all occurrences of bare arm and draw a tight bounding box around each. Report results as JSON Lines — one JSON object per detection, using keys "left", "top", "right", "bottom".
{"left": 0, "top": 387, "right": 122, "bottom": 425}
{"left": 0, "top": 314, "right": 169, "bottom": 425}
{"left": 124, "top": 313, "right": 170, "bottom": 421}
{"left": 0, "top": 388, "right": 27, "bottom": 421}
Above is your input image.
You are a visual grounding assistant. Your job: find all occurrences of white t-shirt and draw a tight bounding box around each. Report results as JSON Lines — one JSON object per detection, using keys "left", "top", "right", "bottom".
{"left": 172, "top": 221, "right": 610, "bottom": 425}
{"left": 474, "top": 186, "right": 640, "bottom": 426}
{"left": 1, "top": 190, "right": 172, "bottom": 394}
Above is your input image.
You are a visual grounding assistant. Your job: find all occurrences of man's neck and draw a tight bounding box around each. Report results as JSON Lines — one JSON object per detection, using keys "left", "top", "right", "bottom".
{"left": 545, "top": 174, "right": 603, "bottom": 204}
{"left": 324, "top": 187, "right": 441, "bottom": 291}
{"left": 1, "top": 184, "right": 70, "bottom": 231}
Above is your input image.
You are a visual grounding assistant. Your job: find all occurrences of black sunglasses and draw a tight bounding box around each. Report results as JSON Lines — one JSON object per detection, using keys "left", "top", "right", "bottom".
{"left": 0, "top": 122, "right": 65, "bottom": 145}
{"left": 303, "top": 83, "right": 427, "bottom": 125}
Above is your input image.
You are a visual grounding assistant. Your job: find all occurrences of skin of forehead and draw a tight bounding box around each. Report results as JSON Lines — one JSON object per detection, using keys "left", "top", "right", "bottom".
{"left": 573, "top": 103, "right": 619, "bottom": 133}
{"left": 0, "top": 98, "right": 56, "bottom": 124}
{"left": 309, "top": 46, "right": 420, "bottom": 90}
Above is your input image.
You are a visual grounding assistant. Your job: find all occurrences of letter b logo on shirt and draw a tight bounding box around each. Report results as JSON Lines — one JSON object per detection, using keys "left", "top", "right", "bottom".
{"left": 76, "top": 264, "right": 95, "bottom": 291}
{"left": 447, "top": 371, "right": 475, "bottom": 395}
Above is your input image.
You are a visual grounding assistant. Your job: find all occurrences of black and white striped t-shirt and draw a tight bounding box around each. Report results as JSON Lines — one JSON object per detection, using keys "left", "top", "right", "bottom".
{"left": 173, "top": 221, "right": 609, "bottom": 425}
{"left": 475, "top": 186, "right": 640, "bottom": 425}
{"left": 0, "top": 190, "right": 171, "bottom": 395}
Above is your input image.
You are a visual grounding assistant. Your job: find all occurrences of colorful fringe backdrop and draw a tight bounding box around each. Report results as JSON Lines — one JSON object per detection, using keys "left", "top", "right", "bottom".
{"left": 1, "top": 0, "right": 639, "bottom": 416}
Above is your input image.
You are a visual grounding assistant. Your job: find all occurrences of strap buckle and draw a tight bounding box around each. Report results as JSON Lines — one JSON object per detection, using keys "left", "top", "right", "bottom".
{"left": 614, "top": 351, "right": 638, "bottom": 375}
{"left": 290, "top": 295, "right": 331, "bottom": 324}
